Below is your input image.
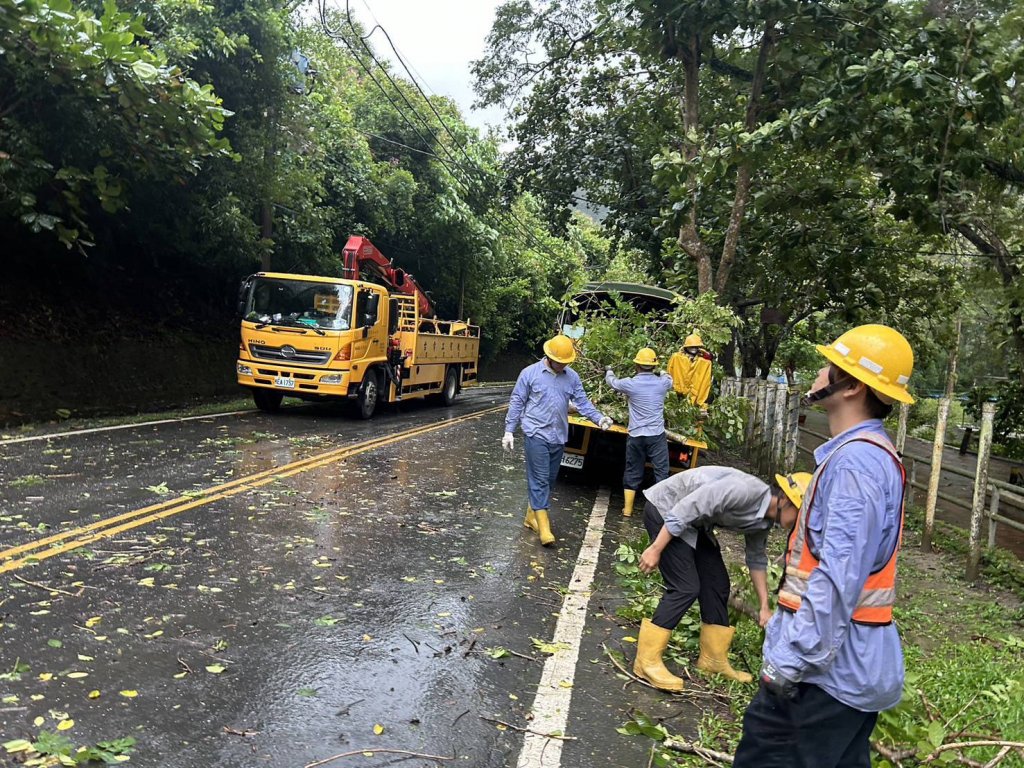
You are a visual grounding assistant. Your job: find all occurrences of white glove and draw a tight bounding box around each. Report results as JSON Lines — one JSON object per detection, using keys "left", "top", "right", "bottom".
{"left": 605, "top": 365, "right": 613, "bottom": 373}
{"left": 502, "top": 432, "right": 515, "bottom": 451}
{"left": 599, "top": 416, "right": 613, "bottom": 431}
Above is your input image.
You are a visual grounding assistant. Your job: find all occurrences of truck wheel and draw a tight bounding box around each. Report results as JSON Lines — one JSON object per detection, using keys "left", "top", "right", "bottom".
{"left": 441, "top": 367, "right": 459, "bottom": 406}
{"left": 354, "top": 372, "right": 379, "bottom": 419}
{"left": 252, "top": 388, "right": 283, "bottom": 413}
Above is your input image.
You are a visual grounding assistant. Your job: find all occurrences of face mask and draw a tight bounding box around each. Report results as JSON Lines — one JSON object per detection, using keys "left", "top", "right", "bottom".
{"left": 800, "top": 373, "right": 853, "bottom": 408}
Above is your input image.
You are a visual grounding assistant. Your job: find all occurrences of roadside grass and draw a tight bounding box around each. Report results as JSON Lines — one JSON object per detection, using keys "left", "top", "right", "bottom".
{"left": 612, "top": 506, "right": 1024, "bottom": 767}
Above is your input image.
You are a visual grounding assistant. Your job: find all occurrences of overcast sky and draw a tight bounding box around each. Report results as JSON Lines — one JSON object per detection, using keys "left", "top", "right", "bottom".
{"left": 344, "top": 0, "right": 509, "bottom": 134}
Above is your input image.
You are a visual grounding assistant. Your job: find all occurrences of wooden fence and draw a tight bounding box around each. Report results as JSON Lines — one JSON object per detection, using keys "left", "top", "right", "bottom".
{"left": 720, "top": 377, "right": 801, "bottom": 476}
{"left": 722, "top": 380, "right": 1024, "bottom": 579}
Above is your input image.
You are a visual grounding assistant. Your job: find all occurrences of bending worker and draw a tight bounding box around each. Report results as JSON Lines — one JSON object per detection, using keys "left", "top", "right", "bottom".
{"left": 667, "top": 332, "right": 712, "bottom": 407}
{"left": 634, "top": 466, "right": 810, "bottom": 691}
{"left": 604, "top": 348, "right": 674, "bottom": 517}
{"left": 733, "top": 324, "right": 914, "bottom": 768}
{"left": 503, "top": 334, "right": 611, "bottom": 546}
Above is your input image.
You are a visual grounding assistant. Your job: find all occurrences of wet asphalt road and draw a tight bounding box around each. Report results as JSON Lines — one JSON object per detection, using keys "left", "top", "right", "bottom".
{"left": 0, "top": 388, "right": 696, "bottom": 767}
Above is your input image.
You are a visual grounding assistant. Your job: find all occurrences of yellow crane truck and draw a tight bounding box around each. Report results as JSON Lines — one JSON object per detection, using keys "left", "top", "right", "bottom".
{"left": 236, "top": 236, "right": 480, "bottom": 418}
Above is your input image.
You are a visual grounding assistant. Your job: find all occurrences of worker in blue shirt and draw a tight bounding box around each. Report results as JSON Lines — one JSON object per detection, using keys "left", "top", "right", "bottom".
{"left": 604, "top": 347, "right": 674, "bottom": 516}
{"left": 503, "top": 334, "right": 611, "bottom": 546}
{"left": 733, "top": 324, "right": 915, "bottom": 768}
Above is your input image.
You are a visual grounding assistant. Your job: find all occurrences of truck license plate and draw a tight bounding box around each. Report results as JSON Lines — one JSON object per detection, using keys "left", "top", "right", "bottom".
{"left": 560, "top": 453, "right": 584, "bottom": 469}
{"left": 273, "top": 377, "right": 295, "bottom": 389}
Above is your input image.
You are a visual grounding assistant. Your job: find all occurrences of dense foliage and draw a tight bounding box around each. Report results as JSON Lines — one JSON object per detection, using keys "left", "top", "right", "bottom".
{"left": 474, "top": 0, "right": 1024, "bottom": 449}
{"left": 0, "top": 0, "right": 605, "bottom": 362}
{"left": 567, "top": 293, "right": 747, "bottom": 446}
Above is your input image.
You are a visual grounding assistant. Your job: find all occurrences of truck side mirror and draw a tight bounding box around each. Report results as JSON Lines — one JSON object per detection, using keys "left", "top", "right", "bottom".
{"left": 362, "top": 292, "right": 380, "bottom": 327}
{"left": 236, "top": 276, "right": 254, "bottom": 318}
{"left": 388, "top": 298, "right": 400, "bottom": 335}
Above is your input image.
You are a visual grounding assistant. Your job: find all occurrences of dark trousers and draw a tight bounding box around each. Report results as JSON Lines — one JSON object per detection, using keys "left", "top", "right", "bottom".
{"left": 643, "top": 501, "right": 729, "bottom": 628}
{"left": 623, "top": 433, "right": 670, "bottom": 490}
{"left": 733, "top": 683, "right": 878, "bottom": 768}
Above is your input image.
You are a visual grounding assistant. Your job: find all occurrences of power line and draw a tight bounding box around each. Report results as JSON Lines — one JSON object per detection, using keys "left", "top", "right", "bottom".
{"left": 342, "top": 2, "right": 597, "bottom": 264}
{"left": 318, "top": 0, "right": 596, "bottom": 273}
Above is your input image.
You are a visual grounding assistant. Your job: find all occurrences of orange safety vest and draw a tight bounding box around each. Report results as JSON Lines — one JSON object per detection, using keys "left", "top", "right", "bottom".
{"left": 777, "top": 433, "right": 906, "bottom": 626}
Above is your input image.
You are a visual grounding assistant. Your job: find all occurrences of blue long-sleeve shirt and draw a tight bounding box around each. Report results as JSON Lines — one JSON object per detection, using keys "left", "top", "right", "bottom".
{"left": 604, "top": 370, "right": 673, "bottom": 437}
{"left": 505, "top": 359, "right": 605, "bottom": 445}
{"left": 763, "top": 419, "right": 905, "bottom": 712}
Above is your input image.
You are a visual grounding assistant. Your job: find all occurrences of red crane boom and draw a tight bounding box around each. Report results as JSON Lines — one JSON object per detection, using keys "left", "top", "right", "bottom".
{"left": 340, "top": 236, "right": 435, "bottom": 319}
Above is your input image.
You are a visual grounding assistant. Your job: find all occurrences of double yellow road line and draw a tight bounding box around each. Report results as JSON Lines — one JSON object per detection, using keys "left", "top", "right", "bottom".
{"left": 0, "top": 404, "right": 506, "bottom": 575}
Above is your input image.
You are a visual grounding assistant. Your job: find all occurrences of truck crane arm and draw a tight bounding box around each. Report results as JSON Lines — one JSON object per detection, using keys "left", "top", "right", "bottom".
{"left": 340, "top": 235, "right": 435, "bottom": 319}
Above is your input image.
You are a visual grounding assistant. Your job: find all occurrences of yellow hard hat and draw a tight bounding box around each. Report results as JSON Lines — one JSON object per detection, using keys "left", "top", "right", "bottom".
{"left": 543, "top": 334, "right": 577, "bottom": 364}
{"left": 775, "top": 472, "right": 812, "bottom": 509}
{"left": 683, "top": 333, "right": 703, "bottom": 349}
{"left": 816, "top": 324, "right": 914, "bottom": 404}
{"left": 633, "top": 347, "right": 658, "bottom": 366}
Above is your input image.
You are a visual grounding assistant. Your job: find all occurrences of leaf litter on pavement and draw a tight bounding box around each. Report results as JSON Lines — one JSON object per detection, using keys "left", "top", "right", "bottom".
{"left": 0, "top": 405, "right": 594, "bottom": 765}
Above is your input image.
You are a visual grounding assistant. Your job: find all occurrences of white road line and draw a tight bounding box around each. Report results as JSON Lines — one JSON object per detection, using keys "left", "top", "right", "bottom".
{"left": 517, "top": 487, "right": 610, "bottom": 768}
{"left": 0, "top": 409, "right": 257, "bottom": 446}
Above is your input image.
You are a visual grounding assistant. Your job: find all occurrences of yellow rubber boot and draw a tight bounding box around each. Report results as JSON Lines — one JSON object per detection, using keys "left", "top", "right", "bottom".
{"left": 623, "top": 489, "right": 637, "bottom": 517}
{"left": 524, "top": 506, "right": 538, "bottom": 532}
{"left": 533, "top": 509, "right": 556, "bottom": 546}
{"left": 633, "top": 618, "right": 684, "bottom": 692}
{"left": 695, "top": 623, "right": 753, "bottom": 683}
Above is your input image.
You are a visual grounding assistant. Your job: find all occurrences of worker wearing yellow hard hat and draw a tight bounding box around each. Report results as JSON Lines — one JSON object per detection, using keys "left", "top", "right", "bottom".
{"left": 734, "top": 324, "right": 914, "bottom": 768}
{"left": 605, "top": 347, "right": 674, "bottom": 516}
{"left": 634, "top": 469, "right": 809, "bottom": 692}
{"left": 503, "top": 334, "right": 612, "bottom": 546}
{"left": 667, "top": 331, "right": 713, "bottom": 407}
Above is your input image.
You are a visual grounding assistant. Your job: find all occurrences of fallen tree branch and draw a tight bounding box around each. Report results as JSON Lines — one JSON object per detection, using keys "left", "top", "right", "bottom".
{"left": 872, "top": 740, "right": 914, "bottom": 764}
{"left": 479, "top": 716, "right": 577, "bottom": 741}
{"left": 303, "top": 747, "right": 453, "bottom": 767}
{"left": 222, "top": 725, "right": 259, "bottom": 737}
{"left": 664, "top": 736, "right": 734, "bottom": 765}
{"left": 727, "top": 590, "right": 758, "bottom": 623}
{"left": 12, "top": 573, "right": 83, "bottom": 598}
{"left": 601, "top": 644, "right": 726, "bottom": 700}
{"left": 922, "top": 740, "right": 1024, "bottom": 765}
{"left": 983, "top": 745, "right": 1014, "bottom": 767}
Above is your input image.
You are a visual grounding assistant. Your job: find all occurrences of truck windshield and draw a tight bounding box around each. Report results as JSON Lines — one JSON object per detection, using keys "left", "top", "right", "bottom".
{"left": 244, "top": 278, "right": 354, "bottom": 331}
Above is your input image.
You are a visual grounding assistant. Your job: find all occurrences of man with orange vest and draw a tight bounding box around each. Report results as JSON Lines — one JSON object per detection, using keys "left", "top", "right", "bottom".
{"left": 733, "top": 324, "right": 914, "bottom": 768}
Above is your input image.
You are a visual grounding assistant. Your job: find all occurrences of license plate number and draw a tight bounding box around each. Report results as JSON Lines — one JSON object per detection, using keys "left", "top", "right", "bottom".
{"left": 560, "top": 453, "right": 584, "bottom": 469}
{"left": 274, "top": 377, "right": 295, "bottom": 389}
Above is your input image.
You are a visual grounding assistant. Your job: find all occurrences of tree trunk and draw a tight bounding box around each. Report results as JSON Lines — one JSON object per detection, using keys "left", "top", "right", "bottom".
{"left": 675, "top": 33, "right": 713, "bottom": 294}
{"left": 714, "top": 20, "right": 777, "bottom": 296}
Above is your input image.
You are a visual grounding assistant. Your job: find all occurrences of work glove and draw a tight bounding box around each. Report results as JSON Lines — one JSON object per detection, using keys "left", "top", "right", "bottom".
{"left": 502, "top": 432, "right": 515, "bottom": 451}
{"left": 605, "top": 365, "right": 613, "bottom": 373}
{"left": 760, "top": 662, "right": 798, "bottom": 701}
{"left": 598, "top": 416, "right": 613, "bottom": 431}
